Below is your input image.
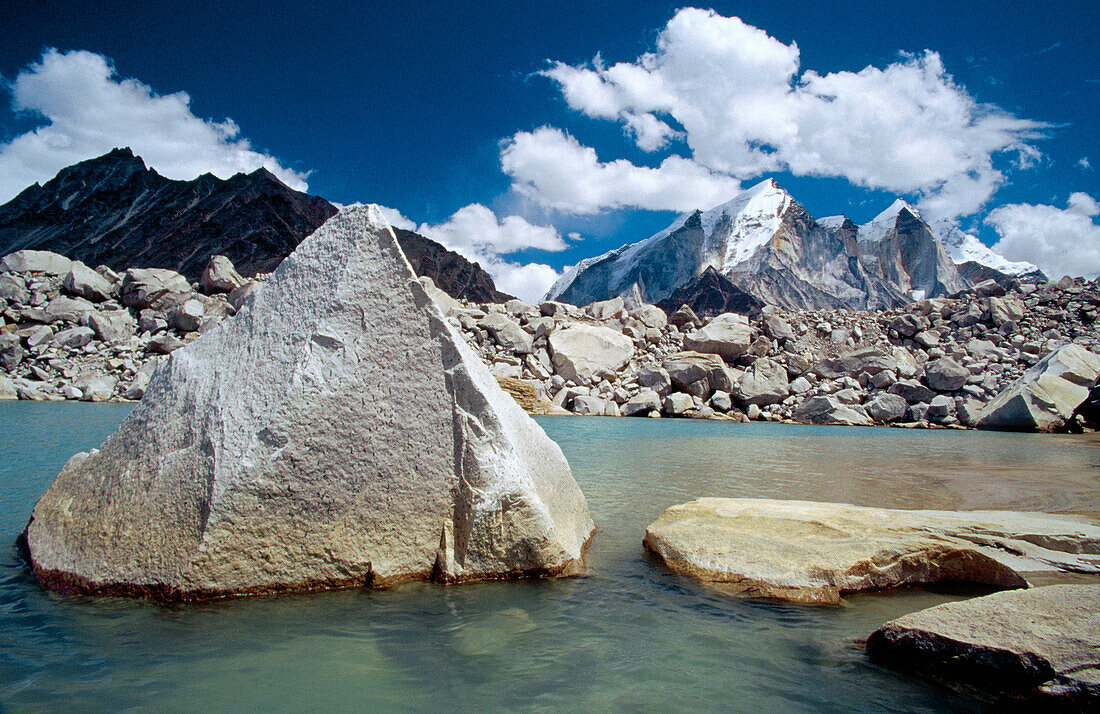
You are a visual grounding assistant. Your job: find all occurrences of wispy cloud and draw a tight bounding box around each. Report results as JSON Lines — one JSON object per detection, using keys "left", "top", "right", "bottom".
{"left": 1022, "top": 41, "right": 1063, "bottom": 58}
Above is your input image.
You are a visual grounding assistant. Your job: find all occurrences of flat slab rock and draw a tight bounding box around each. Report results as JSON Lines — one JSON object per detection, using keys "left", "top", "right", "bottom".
{"left": 22, "top": 205, "right": 595, "bottom": 601}
{"left": 643, "top": 498, "right": 1100, "bottom": 604}
{"left": 867, "top": 585, "right": 1100, "bottom": 706}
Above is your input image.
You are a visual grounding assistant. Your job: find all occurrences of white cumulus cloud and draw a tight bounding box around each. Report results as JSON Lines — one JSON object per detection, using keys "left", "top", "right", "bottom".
{"left": 532, "top": 7, "right": 1047, "bottom": 219}
{"left": 987, "top": 192, "right": 1100, "bottom": 279}
{"left": 501, "top": 126, "right": 741, "bottom": 214}
{"left": 377, "top": 203, "right": 568, "bottom": 304}
{"left": 0, "top": 48, "right": 309, "bottom": 203}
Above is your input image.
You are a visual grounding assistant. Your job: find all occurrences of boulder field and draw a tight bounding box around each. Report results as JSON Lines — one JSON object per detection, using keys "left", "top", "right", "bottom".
{"left": 21, "top": 206, "right": 594, "bottom": 600}
{"left": 5, "top": 245, "right": 1100, "bottom": 433}
{"left": 642, "top": 498, "right": 1100, "bottom": 605}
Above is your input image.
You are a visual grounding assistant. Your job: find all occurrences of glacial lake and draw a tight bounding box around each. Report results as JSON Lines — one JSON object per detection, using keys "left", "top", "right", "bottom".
{"left": 4, "top": 403, "right": 1100, "bottom": 712}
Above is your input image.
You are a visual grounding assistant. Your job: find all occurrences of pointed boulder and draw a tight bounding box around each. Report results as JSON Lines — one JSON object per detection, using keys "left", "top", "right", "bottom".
{"left": 23, "top": 206, "right": 594, "bottom": 600}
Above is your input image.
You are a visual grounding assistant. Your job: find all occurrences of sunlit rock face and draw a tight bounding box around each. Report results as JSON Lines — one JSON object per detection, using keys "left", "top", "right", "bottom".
{"left": 547, "top": 180, "right": 972, "bottom": 312}
{"left": 23, "top": 205, "right": 594, "bottom": 601}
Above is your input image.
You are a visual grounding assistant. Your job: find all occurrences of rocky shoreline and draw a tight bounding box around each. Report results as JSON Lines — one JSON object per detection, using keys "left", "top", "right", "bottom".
{"left": 4, "top": 246, "right": 1100, "bottom": 432}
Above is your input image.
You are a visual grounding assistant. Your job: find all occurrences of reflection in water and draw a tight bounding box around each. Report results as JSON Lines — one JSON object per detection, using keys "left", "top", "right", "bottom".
{"left": 4, "top": 405, "right": 1099, "bottom": 712}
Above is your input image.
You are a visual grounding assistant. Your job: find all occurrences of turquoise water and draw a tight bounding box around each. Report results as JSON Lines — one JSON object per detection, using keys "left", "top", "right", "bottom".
{"left": 4, "top": 404, "right": 1100, "bottom": 712}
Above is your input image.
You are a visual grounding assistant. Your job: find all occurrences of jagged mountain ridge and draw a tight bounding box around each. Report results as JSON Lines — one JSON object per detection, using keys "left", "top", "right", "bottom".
{"left": 0, "top": 148, "right": 338, "bottom": 279}
{"left": 393, "top": 228, "right": 513, "bottom": 303}
{"left": 0, "top": 148, "right": 512, "bottom": 303}
{"left": 655, "top": 266, "right": 765, "bottom": 317}
{"left": 549, "top": 180, "right": 1030, "bottom": 311}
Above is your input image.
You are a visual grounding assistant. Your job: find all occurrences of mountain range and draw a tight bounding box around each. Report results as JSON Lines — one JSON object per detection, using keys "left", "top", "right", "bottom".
{"left": 0, "top": 148, "right": 511, "bottom": 303}
{"left": 548, "top": 179, "right": 1043, "bottom": 313}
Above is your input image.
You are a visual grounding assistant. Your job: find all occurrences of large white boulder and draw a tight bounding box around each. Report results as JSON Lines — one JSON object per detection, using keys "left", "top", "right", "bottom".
{"left": 643, "top": 498, "right": 1100, "bottom": 604}
{"left": 977, "top": 344, "right": 1100, "bottom": 431}
{"left": 549, "top": 323, "right": 633, "bottom": 384}
{"left": 23, "top": 206, "right": 594, "bottom": 600}
{"left": 682, "top": 313, "right": 752, "bottom": 361}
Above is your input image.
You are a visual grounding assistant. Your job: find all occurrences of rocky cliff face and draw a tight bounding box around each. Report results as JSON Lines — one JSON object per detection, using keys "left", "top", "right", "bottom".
{"left": 394, "top": 228, "right": 513, "bottom": 303}
{"left": 655, "top": 266, "right": 764, "bottom": 317}
{"left": 851, "top": 200, "right": 969, "bottom": 301}
{"left": 0, "top": 149, "right": 513, "bottom": 304}
{"left": 548, "top": 180, "right": 1028, "bottom": 312}
{"left": 0, "top": 148, "right": 338, "bottom": 280}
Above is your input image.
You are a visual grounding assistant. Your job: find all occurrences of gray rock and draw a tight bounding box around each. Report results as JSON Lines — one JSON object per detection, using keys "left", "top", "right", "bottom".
{"left": 792, "top": 395, "right": 873, "bottom": 426}
{"left": 788, "top": 376, "right": 813, "bottom": 395}
{"left": 663, "top": 392, "right": 694, "bottom": 415}
{"left": 167, "top": 298, "right": 207, "bottom": 333}
{"left": 636, "top": 366, "right": 672, "bottom": 397}
{"left": 585, "top": 297, "right": 625, "bottom": 321}
{"left": 120, "top": 268, "right": 192, "bottom": 311}
{"left": 228, "top": 281, "right": 260, "bottom": 312}
{"left": 668, "top": 305, "right": 701, "bottom": 329}
{"left": 146, "top": 334, "right": 186, "bottom": 355}
{"left": 622, "top": 388, "right": 662, "bottom": 416}
{"left": 762, "top": 312, "right": 795, "bottom": 343}
{"left": 811, "top": 348, "right": 897, "bottom": 379}
{"left": 733, "top": 357, "right": 788, "bottom": 406}
{"left": 63, "top": 262, "right": 115, "bottom": 302}
{"left": 0, "top": 375, "right": 20, "bottom": 399}
{"left": 709, "top": 390, "right": 732, "bottom": 412}
{"left": 927, "top": 394, "right": 955, "bottom": 420}
{"left": 0, "top": 333, "right": 25, "bottom": 371}
{"left": 630, "top": 304, "right": 667, "bottom": 330}
{"left": 89, "top": 309, "right": 136, "bottom": 343}
{"left": 925, "top": 357, "right": 968, "bottom": 391}
{"left": 889, "top": 379, "right": 936, "bottom": 404}
{"left": 477, "top": 313, "right": 533, "bottom": 354}
{"left": 549, "top": 324, "right": 633, "bottom": 384}
{"left": 44, "top": 296, "right": 95, "bottom": 324}
{"left": 862, "top": 392, "right": 909, "bottom": 422}
{"left": 50, "top": 326, "right": 95, "bottom": 350}
{"left": 200, "top": 255, "right": 247, "bottom": 293}
{"left": 0, "top": 250, "right": 73, "bottom": 276}
{"left": 868, "top": 585, "right": 1100, "bottom": 706}
{"left": 23, "top": 205, "right": 594, "bottom": 600}
{"left": 988, "top": 296, "right": 1024, "bottom": 327}
{"left": 571, "top": 395, "right": 606, "bottom": 416}
{"left": 977, "top": 344, "right": 1100, "bottom": 431}
{"left": 76, "top": 375, "right": 118, "bottom": 402}
{"left": 683, "top": 313, "right": 752, "bottom": 360}
{"left": 889, "top": 313, "right": 931, "bottom": 337}
{"left": 25, "top": 325, "right": 53, "bottom": 348}
{"left": 0, "top": 273, "right": 30, "bottom": 304}
{"left": 663, "top": 351, "right": 735, "bottom": 396}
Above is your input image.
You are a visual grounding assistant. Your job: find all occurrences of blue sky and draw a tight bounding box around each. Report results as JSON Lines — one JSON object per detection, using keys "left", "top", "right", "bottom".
{"left": 1, "top": 1, "right": 1098, "bottom": 300}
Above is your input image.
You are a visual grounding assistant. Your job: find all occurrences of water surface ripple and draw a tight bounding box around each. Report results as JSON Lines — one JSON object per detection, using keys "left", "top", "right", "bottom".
{"left": 4, "top": 404, "right": 1100, "bottom": 712}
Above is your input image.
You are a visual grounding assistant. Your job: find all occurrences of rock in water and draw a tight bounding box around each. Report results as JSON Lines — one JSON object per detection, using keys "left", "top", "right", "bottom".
{"left": 22, "top": 205, "right": 594, "bottom": 600}
{"left": 642, "top": 498, "right": 1100, "bottom": 605}
{"left": 867, "top": 585, "right": 1100, "bottom": 706}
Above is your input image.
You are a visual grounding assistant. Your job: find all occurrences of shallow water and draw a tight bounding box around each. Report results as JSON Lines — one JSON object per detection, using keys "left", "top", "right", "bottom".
{"left": 4, "top": 404, "right": 1100, "bottom": 712}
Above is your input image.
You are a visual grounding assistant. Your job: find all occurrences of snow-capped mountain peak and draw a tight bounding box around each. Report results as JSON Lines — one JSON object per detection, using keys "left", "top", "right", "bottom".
{"left": 930, "top": 217, "right": 1041, "bottom": 278}
{"left": 871, "top": 198, "right": 920, "bottom": 224}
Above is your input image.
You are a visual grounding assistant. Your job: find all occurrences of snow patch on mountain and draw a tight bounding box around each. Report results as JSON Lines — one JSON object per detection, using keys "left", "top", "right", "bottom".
{"left": 931, "top": 218, "right": 1040, "bottom": 277}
